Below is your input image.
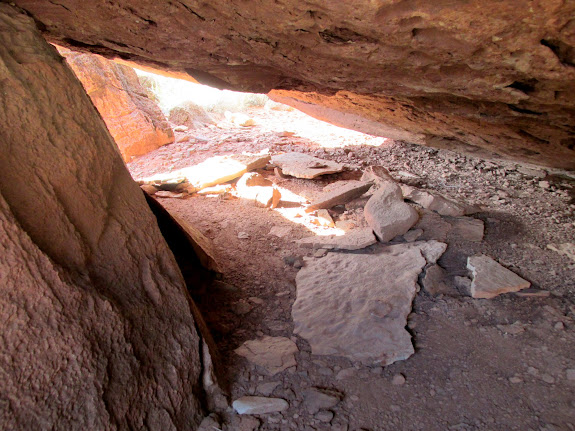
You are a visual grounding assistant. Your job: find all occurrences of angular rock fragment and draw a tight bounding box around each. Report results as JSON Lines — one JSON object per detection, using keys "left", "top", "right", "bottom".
{"left": 467, "top": 255, "right": 531, "bottom": 299}
{"left": 271, "top": 153, "right": 344, "bottom": 179}
{"left": 293, "top": 242, "right": 444, "bottom": 365}
{"left": 235, "top": 336, "right": 298, "bottom": 375}
{"left": 296, "top": 228, "right": 377, "bottom": 251}
{"left": 360, "top": 165, "right": 395, "bottom": 186}
{"left": 401, "top": 240, "right": 447, "bottom": 264}
{"left": 364, "top": 182, "right": 419, "bottom": 242}
{"left": 139, "top": 153, "right": 270, "bottom": 191}
{"left": 306, "top": 180, "right": 373, "bottom": 212}
{"left": 232, "top": 397, "right": 288, "bottom": 415}
{"left": 236, "top": 172, "right": 281, "bottom": 208}
{"left": 421, "top": 264, "right": 454, "bottom": 296}
{"left": 401, "top": 185, "right": 467, "bottom": 217}
{"left": 316, "top": 209, "right": 335, "bottom": 227}
{"left": 302, "top": 388, "right": 342, "bottom": 414}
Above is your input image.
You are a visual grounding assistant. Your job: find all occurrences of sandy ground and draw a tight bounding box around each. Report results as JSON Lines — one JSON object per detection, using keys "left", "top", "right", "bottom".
{"left": 128, "top": 106, "right": 575, "bottom": 431}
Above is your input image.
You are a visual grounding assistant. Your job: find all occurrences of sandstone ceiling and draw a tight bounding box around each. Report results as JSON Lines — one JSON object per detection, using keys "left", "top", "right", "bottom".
{"left": 11, "top": 0, "right": 575, "bottom": 169}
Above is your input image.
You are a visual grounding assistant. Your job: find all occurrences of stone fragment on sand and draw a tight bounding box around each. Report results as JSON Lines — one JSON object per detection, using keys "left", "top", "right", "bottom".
{"left": 197, "top": 184, "right": 233, "bottom": 195}
{"left": 140, "top": 184, "right": 158, "bottom": 195}
{"left": 303, "top": 388, "right": 342, "bottom": 414}
{"left": 235, "top": 336, "right": 298, "bottom": 375}
{"left": 232, "top": 396, "right": 288, "bottom": 415}
{"left": 293, "top": 242, "right": 443, "bottom": 365}
{"left": 547, "top": 243, "right": 575, "bottom": 262}
{"left": 401, "top": 185, "right": 467, "bottom": 217}
{"left": 271, "top": 153, "right": 344, "bottom": 179}
{"left": 364, "top": 182, "right": 419, "bottom": 242}
{"left": 392, "top": 374, "right": 406, "bottom": 386}
{"left": 236, "top": 172, "right": 281, "bottom": 208}
{"left": 421, "top": 264, "right": 454, "bottom": 296}
{"left": 238, "top": 232, "right": 250, "bottom": 239}
{"left": 306, "top": 180, "right": 373, "bottom": 212}
{"left": 296, "top": 228, "right": 377, "bottom": 251}
{"left": 140, "top": 152, "right": 270, "bottom": 190}
{"left": 317, "top": 209, "right": 335, "bottom": 227}
{"left": 447, "top": 217, "right": 484, "bottom": 242}
{"left": 467, "top": 255, "right": 531, "bottom": 299}
{"left": 269, "top": 226, "right": 292, "bottom": 238}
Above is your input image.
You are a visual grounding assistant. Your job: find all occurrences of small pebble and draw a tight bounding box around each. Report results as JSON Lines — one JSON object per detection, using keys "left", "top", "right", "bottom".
{"left": 392, "top": 374, "right": 406, "bottom": 386}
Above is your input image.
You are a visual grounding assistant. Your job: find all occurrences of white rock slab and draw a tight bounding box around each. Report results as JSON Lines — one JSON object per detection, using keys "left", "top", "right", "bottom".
{"left": 271, "top": 153, "right": 344, "bottom": 179}
{"left": 235, "top": 336, "right": 298, "bottom": 375}
{"left": 467, "top": 255, "right": 531, "bottom": 299}
{"left": 232, "top": 396, "right": 288, "bottom": 415}
{"left": 364, "top": 182, "right": 419, "bottom": 242}
{"left": 139, "top": 153, "right": 270, "bottom": 190}
{"left": 295, "top": 228, "right": 377, "bottom": 251}
{"left": 292, "top": 242, "right": 438, "bottom": 365}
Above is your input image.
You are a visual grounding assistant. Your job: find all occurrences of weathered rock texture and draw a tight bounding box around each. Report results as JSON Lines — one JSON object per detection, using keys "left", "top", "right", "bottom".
{"left": 292, "top": 242, "right": 445, "bottom": 365}
{"left": 0, "top": 6, "right": 205, "bottom": 429}
{"left": 13, "top": 0, "right": 575, "bottom": 168}
{"left": 60, "top": 48, "right": 174, "bottom": 161}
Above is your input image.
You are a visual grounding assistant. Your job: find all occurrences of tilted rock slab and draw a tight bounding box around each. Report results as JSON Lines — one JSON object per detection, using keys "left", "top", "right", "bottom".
{"left": 306, "top": 180, "right": 373, "bottom": 212}
{"left": 0, "top": 6, "right": 209, "bottom": 429}
{"left": 59, "top": 47, "right": 174, "bottom": 162}
{"left": 292, "top": 242, "right": 445, "bottom": 365}
{"left": 364, "top": 181, "right": 419, "bottom": 242}
{"left": 235, "top": 336, "right": 298, "bottom": 375}
{"left": 271, "top": 153, "right": 344, "bottom": 179}
{"left": 467, "top": 255, "right": 531, "bottom": 298}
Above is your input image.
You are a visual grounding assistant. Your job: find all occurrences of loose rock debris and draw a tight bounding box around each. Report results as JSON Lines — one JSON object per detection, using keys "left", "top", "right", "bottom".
{"left": 128, "top": 108, "right": 575, "bottom": 430}
{"left": 270, "top": 152, "right": 344, "bottom": 179}
{"left": 235, "top": 336, "right": 298, "bottom": 375}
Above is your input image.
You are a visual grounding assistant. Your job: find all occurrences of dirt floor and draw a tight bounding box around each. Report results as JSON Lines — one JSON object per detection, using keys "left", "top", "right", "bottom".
{"left": 128, "top": 106, "right": 575, "bottom": 431}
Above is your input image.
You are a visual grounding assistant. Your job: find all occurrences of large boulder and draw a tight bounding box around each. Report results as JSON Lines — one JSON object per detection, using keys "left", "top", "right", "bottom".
{"left": 11, "top": 0, "right": 575, "bottom": 169}
{"left": 60, "top": 47, "right": 174, "bottom": 162}
{"left": 0, "top": 5, "right": 207, "bottom": 429}
{"left": 169, "top": 101, "right": 215, "bottom": 129}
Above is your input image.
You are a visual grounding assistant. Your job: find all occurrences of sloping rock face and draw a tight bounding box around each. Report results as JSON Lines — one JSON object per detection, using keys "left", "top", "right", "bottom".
{"left": 13, "top": 0, "right": 575, "bottom": 168}
{"left": 0, "top": 5, "right": 204, "bottom": 430}
{"left": 60, "top": 48, "right": 174, "bottom": 162}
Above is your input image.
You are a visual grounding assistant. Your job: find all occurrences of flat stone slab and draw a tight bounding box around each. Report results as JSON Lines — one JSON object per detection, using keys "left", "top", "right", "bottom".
{"left": 292, "top": 242, "right": 445, "bottom": 365}
{"left": 139, "top": 153, "right": 270, "bottom": 190}
{"left": 364, "top": 182, "right": 419, "bottom": 242}
{"left": 271, "top": 152, "right": 344, "bottom": 179}
{"left": 235, "top": 336, "right": 298, "bottom": 375}
{"left": 306, "top": 180, "right": 373, "bottom": 212}
{"left": 295, "top": 228, "right": 377, "bottom": 251}
{"left": 232, "top": 396, "right": 289, "bottom": 415}
{"left": 467, "top": 254, "right": 531, "bottom": 299}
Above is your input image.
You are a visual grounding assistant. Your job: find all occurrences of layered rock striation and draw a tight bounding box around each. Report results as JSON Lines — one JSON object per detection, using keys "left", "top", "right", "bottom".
{"left": 12, "top": 0, "right": 575, "bottom": 168}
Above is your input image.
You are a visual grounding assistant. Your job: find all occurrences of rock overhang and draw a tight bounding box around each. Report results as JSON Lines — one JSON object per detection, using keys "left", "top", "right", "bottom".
{"left": 11, "top": 0, "right": 575, "bottom": 169}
